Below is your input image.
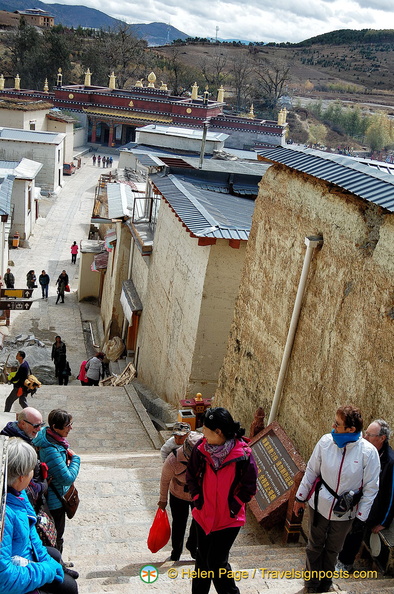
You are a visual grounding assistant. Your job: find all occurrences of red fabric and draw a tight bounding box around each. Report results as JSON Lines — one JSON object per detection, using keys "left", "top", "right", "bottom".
{"left": 192, "top": 440, "right": 250, "bottom": 535}
{"left": 147, "top": 508, "right": 171, "bottom": 553}
{"left": 77, "top": 361, "right": 89, "bottom": 383}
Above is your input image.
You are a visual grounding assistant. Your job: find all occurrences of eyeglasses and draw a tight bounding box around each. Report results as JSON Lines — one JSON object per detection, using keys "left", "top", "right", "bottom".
{"left": 64, "top": 422, "right": 73, "bottom": 428}
{"left": 24, "top": 420, "right": 45, "bottom": 429}
{"left": 364, "top": 432, "right": 381, "bottom": 438}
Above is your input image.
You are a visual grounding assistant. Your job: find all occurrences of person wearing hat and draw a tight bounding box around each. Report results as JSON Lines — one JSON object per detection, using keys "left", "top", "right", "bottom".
{"left": 160, "top": 422, "right": 191, "bottom": 462}
{"left": 158, "top": 431, "right": 201, "bottom": 561}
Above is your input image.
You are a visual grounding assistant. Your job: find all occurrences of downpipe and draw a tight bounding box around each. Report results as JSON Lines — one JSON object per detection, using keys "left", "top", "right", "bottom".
{"left": 268, "top": 235, "right": 323, "bottom": 425}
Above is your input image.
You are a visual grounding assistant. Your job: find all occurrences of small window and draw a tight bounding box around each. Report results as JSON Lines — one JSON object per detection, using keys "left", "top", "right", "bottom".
{"left": 29, "top": 121, "right": 36, "bottom": 130}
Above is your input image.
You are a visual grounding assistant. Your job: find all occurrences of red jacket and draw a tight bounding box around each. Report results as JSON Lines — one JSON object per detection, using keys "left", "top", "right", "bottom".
{"left": 186, "top": 437, "right": 257, "bottom": 535}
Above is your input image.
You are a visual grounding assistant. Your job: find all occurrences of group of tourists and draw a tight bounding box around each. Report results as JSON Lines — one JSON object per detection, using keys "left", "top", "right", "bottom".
{"left": 0, "top": 407, "right": 80, "bottom": 593}
{"left": 92, "top": 155, "right": 113, "bottom": 168}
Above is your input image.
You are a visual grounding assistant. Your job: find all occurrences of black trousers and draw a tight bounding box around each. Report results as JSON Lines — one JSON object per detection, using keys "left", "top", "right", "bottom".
{"left": 192, "top": 522, "right": 240, "bottom": 594}
{"left": 50, "top": 506, "right": 66, "bottom": 553}
{"left": 4, "top": 386, "right": 28, "bottom": 412}
{"left": 169, "top": 493, "right": 197, "bottom": 560}
{"left": 39, "top": 546, "right": 78, "bottom": 594}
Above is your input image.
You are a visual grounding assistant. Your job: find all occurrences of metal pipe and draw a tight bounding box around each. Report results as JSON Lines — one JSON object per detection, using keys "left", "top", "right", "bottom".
{"left": 268, "top": 235, "right": 323, "bottom": 425}
{"left": 198, "top": 120, "right": 209, "bottom": 169}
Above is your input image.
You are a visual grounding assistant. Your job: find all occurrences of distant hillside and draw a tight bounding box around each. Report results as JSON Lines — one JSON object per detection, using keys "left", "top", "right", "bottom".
{"left": 0, "top": 1, "right": 189, "bottom": 45}
{"left": 128, "top": 22, "right": 188, "bottom": 46}
{"left": 292, "top": 28, "right": 394, "bottom": 47}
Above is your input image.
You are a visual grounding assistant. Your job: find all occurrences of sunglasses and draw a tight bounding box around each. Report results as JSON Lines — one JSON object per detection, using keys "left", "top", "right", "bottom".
{"left": 24, "top": 420, "right": 45, "bottom": 429}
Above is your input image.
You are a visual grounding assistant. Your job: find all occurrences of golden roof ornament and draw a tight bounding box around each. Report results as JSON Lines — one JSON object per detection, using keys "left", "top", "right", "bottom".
{"left": 247, "top": 104, "right": 255, "bottom": 119}
{"left": 108, "top": 71, "right": 116, "bottom": 90}
{"left": 160, "top": 81, "right": 168, "bottom": 90}
{"left": 0, "top": 74, "right": 4, "bottom": 91}
{"left": 14, "top": 74, "right": 20, "bottom": 90}
{"left": 217, "top": 85, "right": 225, "bottom": 103}
{"left": 84, "top": 68, "right": 92, "bottom": 86}
{"left": 277, "top": 107, "right": 288, "bottom": 125}
{"left": 57, "top": 68, "right": 62, "bottom": 86}
{"left": 191, "top": 82, "right": 199, "bottom": 100}
{"left": 43, "top": 78, "right": 49, "bottom": 93}
{"left": 147, "top": 72, "right": 156, "bottom": 87}
{"left": 135, "top": 79, "right": 143, "bottom": 87}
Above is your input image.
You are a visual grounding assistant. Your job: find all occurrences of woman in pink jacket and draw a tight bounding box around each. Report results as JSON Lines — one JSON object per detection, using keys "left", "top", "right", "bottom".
{"left": 186, "top": 408, "right": 257, "bottom": 594}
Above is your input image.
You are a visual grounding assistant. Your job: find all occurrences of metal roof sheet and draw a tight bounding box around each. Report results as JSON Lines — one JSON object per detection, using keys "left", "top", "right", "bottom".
{"left": 106, "top": 182, "right": 134, "bottom": 219}
{"left": 0, "top": 127, "right": 64, "bottom": 144}
{"left": 257, "top": 147, "right": 394, "bottom": 213}
{"left": 0, "top": 174, "right": 14, "bottom": 216}
{"left": 150, "top": 173, "right": 255, "bottom": 241}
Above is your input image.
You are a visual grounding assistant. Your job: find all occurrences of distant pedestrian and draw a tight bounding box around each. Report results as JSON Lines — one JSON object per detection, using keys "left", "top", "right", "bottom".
{"left": 97, "top": 155, "right": 101, "bottom": 166}
{"left": 39, "top": 269, "right": 50, "bottom": 299}
{"left": 109, "top": 156, "right": 113, "bottom": 168}
{"left": 70, "top": 241, "right": 78, "bottom": 264}
{"left": 85, "top": 352, "right": 105, "bottom": 386}
{"left": 51, "top": 335, "right": 66, "bottom": 378}
{"left": 77, "top": 360, "right": 89, "bottom": 386}
{"left": 56, "top": 270, "right": 69, "bottom": 304}
{"left": 4, "top": 350, "right": 31, "bottom": 412}
{"left": 57, "top": 357, "right": 71, "bottom": 386}
{"left": 4, "top": 268, "right": 15, "bottom": 289}
{"left": 92, "top": 154, "right": 96, "bottom": 166}
{"left": 26, "top": 270, "right": 36, "bottom": 289}
{"left": 102, "top": 156, "right": 106, "bottom": 168}
{"left": 4, "top": 268, "right": 15, "bottom": 288}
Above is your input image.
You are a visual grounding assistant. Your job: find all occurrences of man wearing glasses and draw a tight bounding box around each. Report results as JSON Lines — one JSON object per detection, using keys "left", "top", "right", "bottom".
{"left": 0, "top": 407, "right": 48, "bottom": 510}
{"left": 337, "top": 419, "right": 394, "bottom": 572}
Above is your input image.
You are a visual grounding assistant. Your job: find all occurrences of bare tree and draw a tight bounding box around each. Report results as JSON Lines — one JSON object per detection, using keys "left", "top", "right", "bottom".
{"left": 228, "top": 53, "right": 254, "bottom": 111}
{"left": 200, "top": 49, "right": 228, "bottom": 91}
{"left": 252, "top": 57, "right": 291, "bottom": 111}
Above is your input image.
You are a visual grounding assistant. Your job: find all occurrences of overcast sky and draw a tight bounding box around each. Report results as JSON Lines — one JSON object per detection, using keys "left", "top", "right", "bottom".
{"left": 45, "top": 0, "right": 393, "bottom": 43}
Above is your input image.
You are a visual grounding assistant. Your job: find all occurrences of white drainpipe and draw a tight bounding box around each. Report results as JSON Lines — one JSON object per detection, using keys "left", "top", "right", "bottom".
{"left": 268, "top": 235, "right": 323, "bottom": 425}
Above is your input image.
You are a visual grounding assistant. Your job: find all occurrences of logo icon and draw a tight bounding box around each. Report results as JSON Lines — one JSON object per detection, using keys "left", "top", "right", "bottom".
{"left": 140, "top": 565, "right": 159, "bottom": 583}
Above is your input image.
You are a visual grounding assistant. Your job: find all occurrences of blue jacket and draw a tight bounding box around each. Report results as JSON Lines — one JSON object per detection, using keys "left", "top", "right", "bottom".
{"left": 0, "top": 490, "right": 63, "bottom": 594}
{"left": 33, "top": 428, "right": 80, "bottom": 510}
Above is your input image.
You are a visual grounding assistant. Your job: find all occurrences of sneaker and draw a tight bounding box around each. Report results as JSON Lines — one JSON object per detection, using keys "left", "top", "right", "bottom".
{"left": 335, "top": 560, "right": 353, "bottom": 573}
{"left": 63, "top": 561, "right": 74, "bottom": 568}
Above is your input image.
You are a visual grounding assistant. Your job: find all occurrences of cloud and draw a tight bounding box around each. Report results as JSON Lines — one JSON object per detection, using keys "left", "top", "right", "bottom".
{"left": 41, "top": 0, "right": 394, "bottom": 43}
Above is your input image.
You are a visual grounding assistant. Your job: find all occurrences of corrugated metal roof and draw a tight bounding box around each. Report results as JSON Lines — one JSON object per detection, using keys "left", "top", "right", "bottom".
{"left": 257, "top": 146, "right": 394, "bottom": 212}
{"left": 106, "top": 182, "right": 134, "bottom": 219}
{"left": 0, "top": 174, "right": 14, "bottom": 216}
{"left": 150, "top": 173, "right": 254, "bottom": 241}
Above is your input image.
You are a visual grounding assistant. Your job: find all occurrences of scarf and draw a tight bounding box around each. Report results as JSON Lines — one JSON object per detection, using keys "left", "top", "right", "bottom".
{"left": 47, "top": 427, "right": 70, "bottom": 449}
{"left": 331, "top": 429, "right": 361, "bottom": 448}
{"left": 204, "top": 438, "right": 235, "bottom": 469}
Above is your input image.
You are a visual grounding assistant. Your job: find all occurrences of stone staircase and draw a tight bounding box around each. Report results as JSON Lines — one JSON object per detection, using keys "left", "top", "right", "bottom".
{"left": 0, "top": 384, "right": 393, "bottom": 593}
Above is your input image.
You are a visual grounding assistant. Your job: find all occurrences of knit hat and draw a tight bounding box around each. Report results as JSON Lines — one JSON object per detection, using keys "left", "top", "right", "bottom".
{"left": 172, "top": 422, "right": 191, "bottom": 436}
{"left": 182, "top": 431, "right": 202, "bottom": 460}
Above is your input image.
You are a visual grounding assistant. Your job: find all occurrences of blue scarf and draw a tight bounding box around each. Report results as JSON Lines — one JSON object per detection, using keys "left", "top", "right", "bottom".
{"left": 331, "top": 429, "right": 361, "bottom": 448}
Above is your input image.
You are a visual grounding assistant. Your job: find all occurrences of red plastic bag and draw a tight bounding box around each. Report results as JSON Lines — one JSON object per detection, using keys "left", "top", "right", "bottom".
{"left": 147, "top": 508, "right": 171, "bottom": 553}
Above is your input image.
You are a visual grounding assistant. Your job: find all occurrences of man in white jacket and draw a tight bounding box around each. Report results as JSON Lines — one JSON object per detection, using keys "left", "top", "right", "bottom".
{"left": 293, "top": 405, "right": 379, "bottom": 593}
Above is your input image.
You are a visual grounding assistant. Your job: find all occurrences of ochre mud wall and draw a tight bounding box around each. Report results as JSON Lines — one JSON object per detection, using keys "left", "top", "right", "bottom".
{"left": 216, "top": 164, "right": 394, "bottom": 459}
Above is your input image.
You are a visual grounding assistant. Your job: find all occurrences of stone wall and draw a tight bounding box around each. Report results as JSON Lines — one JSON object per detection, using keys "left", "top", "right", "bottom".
{"left": 215, "top": 164, "right": 394, "bottom": 460}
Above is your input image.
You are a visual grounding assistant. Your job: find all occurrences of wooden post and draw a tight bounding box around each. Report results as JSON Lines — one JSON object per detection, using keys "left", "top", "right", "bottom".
{"left": 283, "top": 474, "right": 304, "bottom": 544}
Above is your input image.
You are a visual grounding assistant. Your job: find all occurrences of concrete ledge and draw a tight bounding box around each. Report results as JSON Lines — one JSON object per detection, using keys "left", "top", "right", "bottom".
{"left": 124, "top": 384, "right": 162, "bottom": 450}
